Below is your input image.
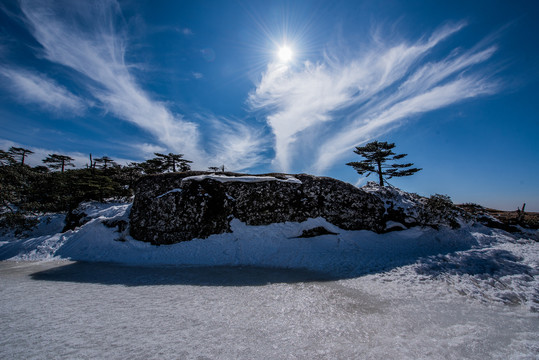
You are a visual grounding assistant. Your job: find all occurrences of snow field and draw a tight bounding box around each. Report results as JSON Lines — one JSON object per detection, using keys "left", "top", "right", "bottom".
{"left": 0, "top": 261, "right": 537, "bottom": 360}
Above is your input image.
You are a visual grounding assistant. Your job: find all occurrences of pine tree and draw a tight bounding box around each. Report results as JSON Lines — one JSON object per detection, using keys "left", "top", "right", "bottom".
{"left": 208, "top": 165, "right": 225, "bottom": 172}
{"left": 94, "top": 156, "right": 117, "bottom": 169}
{"left": 42, "top": 154, "right": 75, "bottom": 173}
{"left": 154, "top": 153, "right": 192, "bottom": 172}
{"left": 346, "top": 141, "right": 421, "bottom": 186}
{"left": 8, "top": 147, "right": 34, "bottom": 165}
{"left": 138, "top": 158, "right": 165, "bottom": 174}
{"left": 0, "top": 150, "right": 16, "bottom": 166}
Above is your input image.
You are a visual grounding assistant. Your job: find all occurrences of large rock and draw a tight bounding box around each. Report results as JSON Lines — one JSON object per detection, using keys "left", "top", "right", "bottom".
{"left": 129, "top": 171, "right": 386, "bottom": 245}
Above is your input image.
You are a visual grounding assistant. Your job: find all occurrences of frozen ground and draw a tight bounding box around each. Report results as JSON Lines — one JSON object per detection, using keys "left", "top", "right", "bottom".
{"left": 0, "top": 202, "right": 538, "bottom": 359}
{"left": 0, "top": 261, "right": 537, "bottom": 359}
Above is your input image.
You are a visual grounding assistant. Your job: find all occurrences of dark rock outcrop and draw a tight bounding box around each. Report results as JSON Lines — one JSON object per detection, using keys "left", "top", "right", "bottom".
{"left": 129, "top": 171, "right": 385, "bottom": 245}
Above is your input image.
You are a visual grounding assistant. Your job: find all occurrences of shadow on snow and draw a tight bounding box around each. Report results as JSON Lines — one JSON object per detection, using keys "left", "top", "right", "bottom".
{"left": 30, "top": 262, "right": 335, "bottom": 287}
{"left": 28, "top": 246, "right": 535, "bottom": 287}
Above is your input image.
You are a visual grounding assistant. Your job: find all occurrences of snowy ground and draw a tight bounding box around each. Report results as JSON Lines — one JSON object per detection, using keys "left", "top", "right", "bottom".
{"left": 0, "top": 202, "right": 538, "bottom": 359}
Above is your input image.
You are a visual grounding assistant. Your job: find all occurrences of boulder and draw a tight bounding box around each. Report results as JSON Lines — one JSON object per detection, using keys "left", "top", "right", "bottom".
{"left": 129, "top": 172, "right": 385, "bottom": 245}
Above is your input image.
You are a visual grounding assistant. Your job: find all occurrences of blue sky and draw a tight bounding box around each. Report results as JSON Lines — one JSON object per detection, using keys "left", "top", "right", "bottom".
{"left": 1, "top": 0, "right": 538, "bottom": 210}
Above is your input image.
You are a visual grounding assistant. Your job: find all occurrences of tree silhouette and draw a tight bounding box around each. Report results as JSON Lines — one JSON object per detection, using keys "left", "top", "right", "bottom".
{"left": 43, "top": 154, "right": 75, "bottom": 173}
{"left": 346, "top": 141, "right": 421, "bottom": 186}
{"left": 94, "top": 156, "right": 117, "bottom": 169}
{"left": 154, "top": 153, "right": 192, "bottom": 172}
{"left": 0, "top": 150, "right": 16, "bottom": 166}
{"left": 8, "top": 147, "right": 34, "bottom": 165}
{"left": 137, "top": 158, "right": 165, "bottom": 174}
{"left": 208, "top": 165, "right": 225, "bottom": 172}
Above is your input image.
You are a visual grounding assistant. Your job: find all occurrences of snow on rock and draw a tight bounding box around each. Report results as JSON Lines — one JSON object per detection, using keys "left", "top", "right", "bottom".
{"left": 130, "top": 172, "right": 385, "bottom": 245}
{"left": 1, "top": 202, "right": 474, "bottom": 273}
{"left": 363, "top": 181, "right": 426, "bottom": 224}
{"left": 156, "top": 188, "right": 182, "bottom": 199}
{"left": 362, "top": 181, "right": 470, "bottom": 229}
{"left": 181, "top": 173, "right": 303, "bottom": 184}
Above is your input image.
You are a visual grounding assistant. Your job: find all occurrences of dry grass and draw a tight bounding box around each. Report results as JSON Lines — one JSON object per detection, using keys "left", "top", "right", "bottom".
{"left": 458, "top": 204, "right": 539, "bottom": 230}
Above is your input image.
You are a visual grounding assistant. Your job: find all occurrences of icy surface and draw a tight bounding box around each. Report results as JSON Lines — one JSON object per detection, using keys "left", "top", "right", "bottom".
{"left": 1, "top": 202, "right": 538, "bottom": 358}
{"left": 0, "top": 261, "right": 537, "bottom": 360}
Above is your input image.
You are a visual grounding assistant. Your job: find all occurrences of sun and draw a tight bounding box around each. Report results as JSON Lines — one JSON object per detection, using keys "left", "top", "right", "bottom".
{"left": 277, "top": 45, "right": 294, "bottom": 63}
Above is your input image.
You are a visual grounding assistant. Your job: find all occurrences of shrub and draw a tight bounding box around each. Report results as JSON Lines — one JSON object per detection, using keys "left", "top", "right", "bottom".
{"left": 420, "top": 194, "right": 460, "bottom": 229}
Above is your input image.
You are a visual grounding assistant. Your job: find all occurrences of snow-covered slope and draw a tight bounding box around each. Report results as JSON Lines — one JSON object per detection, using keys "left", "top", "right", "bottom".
{"left": 1, "top": 201, "right": 537, "bottom": 310}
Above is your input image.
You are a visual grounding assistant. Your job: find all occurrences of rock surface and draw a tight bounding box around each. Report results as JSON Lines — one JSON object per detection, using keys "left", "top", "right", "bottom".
{"left": 129, "top": 172, "right": 386, "bottom": 245}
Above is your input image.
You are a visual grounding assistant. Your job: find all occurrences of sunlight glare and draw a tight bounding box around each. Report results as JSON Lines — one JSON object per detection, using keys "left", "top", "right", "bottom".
{"left": 278, "top": 45, "right": 293, "bottom": 63}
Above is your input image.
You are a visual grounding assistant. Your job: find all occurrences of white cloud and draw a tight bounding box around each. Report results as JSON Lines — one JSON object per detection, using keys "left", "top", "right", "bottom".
{"left": 19, "top": 0, "right": 203, "bottom": 161}
{"left": 7, "top": 2, "right": 502, "bottom": 175}
{"left": 16, "top": 0, "right": 266, "bottom": 171}
{"left": 181, "top": 28, "right": 193, "bottom": 36}
{"left": 315, "top": 76, "right": 498, "bottom": 171}
{"left": 204, "top": 117, "right": 270, "bottom": 171}
{"left": 136, "top": 143, "right": 167, "bottom": 158}
{"left": 249, "top": 21, "right": 500, "bottom": 173}
{"left": 0, "top": 67, "right": 86, "bottom": 113}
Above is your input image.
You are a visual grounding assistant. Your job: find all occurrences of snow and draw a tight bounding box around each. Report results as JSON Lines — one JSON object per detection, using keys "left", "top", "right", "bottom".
{"left": 156, "top": 188, "right": 182, "bottom": 198}
{"left": 363, "top": 181, "right": 424, "bottom": 216}
{"left": 1, "top": 201, "right": 538, "bottom": 358}
{"left": 1, "top": 201, "right": 537, "bottom": 309}
{"left": 385, "top": 220, "right": 407, "bottom": 230}
{"left": 182, "top": 173, "right": 302, "bottom": 184}
{"left": 1, "top": 261, "right": 537, "bottom": 359}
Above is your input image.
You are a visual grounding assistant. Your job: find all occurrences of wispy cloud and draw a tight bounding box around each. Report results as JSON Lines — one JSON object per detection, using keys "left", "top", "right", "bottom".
{"left": 136, "top": 143, "right": 167, "bottom": 159}
{"left": 15, "top": 0, "right": 264, "bottom": 170}
{"left": 316, "top": 76, "right": 498, "bottom": 171}
{"left": 180, "top": 28, "right": 193, "bottom": 36}
{"left": 204, "top": 116, "right": 270, "bottom": 171}
{"left": 249, "top": 21, "right": 500, "bottom": 173}
{"left": 0, "top": 67, "right": 86, "bottom": 114}
{"left": 19, "top": 0, "right": 203, "bottom": 160}
{"left": 3, "top": 1, "right": 503, "bottom": 174}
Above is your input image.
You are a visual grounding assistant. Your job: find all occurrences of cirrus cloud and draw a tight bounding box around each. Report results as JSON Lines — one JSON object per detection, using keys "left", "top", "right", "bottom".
{"left": 0, "top": 67, "right": 86, "bottom": 114}
{"left": 14, "top": 0, "right": 265, "bottom": 171}
{"left": 249, "top": 21, "right": 500, "bottom": 173}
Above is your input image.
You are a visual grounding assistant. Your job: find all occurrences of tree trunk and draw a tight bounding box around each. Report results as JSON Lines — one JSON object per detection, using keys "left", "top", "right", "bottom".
{"left": 377, "top": 160, "right": 384, "bottom": 186}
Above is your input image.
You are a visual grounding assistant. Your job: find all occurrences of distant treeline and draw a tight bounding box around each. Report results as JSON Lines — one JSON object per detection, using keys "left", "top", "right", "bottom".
{"left": 0, "top": 147, "right": 195, "bottom": 234}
